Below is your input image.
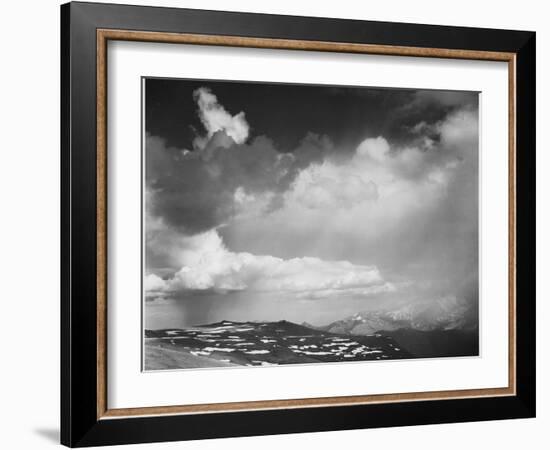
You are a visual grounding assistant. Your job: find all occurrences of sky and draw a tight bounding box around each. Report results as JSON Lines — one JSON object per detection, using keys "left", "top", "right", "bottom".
{"left": 144, "top": 78, "right": 479, "bottom": 329}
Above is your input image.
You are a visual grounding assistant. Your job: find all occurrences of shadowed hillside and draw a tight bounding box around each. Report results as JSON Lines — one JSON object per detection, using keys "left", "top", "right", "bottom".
{"left": 144, "top": 320, "right": 410, "bottom": 370}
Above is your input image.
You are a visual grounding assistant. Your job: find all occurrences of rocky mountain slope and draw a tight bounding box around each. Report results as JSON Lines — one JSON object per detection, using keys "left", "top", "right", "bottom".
{"left": 323, "top": 296, "right": 477, "bottom": 335}
{"left": 145, "top": 320, "right": 409, "bottom": 370}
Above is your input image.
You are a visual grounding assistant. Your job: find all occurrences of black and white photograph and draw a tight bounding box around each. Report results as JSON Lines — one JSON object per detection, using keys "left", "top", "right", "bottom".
{"left": 143, "top": 78, "right": 480, "bottom": 370}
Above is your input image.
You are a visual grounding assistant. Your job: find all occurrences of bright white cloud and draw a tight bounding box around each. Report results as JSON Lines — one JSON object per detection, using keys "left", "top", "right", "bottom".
{"left": 193, "top": 87, "right": 250, "bottom": 149}
{"left": 224, "top": 107, "right": 478, "bottom": 278}
{"left": 144, "top": 273, "right": 166, "bottom": 291}
{"left": 146, "top": 230, "right": 392, "bottom": 299}
{"left": 282, "top": 135, "right": 453, "bottom": 226}
{"left": 437, "top": 107, "right": 479, "bottom": 150}
{"left": 287, "top": 108, "right": 477, "bottom": 222}
{"left": 356, "top": 136, "right": 390, "bottom": 161}
{"left": 289, "top": 161, "right": 379, "bottom": 210}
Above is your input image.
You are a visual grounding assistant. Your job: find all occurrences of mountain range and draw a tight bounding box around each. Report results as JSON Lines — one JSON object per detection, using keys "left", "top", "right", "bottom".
{"left": 300, "top": 297, "right": 478, "bottom": 358}
{"left": 145, "top": 298, "right": 479, "bottom": 371}
{"left": 318, "top": 296, "right": 478, "bottom": 335}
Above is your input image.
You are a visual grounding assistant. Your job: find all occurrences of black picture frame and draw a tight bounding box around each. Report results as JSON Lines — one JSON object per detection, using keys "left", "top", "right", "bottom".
{"left": 61, "top": 1, "right": 536, "bottom": 447}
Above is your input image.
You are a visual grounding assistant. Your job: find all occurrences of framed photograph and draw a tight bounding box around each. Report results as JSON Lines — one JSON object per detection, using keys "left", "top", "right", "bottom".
{"left": 61, "top": 2, "right": 536, "bottom": 447}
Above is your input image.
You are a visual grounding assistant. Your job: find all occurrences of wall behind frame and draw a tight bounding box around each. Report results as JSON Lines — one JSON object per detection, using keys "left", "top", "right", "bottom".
{"left": 0, "top": 0, "right": 546, "bottom": 449}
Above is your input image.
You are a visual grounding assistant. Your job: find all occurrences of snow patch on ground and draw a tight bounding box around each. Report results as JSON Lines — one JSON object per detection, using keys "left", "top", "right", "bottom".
{"left": 203, "top": 347, "right": 235, "bottom": 352}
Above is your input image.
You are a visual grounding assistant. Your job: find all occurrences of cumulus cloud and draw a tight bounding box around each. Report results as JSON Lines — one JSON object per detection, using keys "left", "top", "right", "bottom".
{"left": 146, "top": 230, "right": 392, "bottom": 300}
{"left": 288, "top": 155, "right": 380, "bottom": 210}
{"left": 280, "top": 133, "right": 459, "bottom": 225}
{"left": 193, "top": 87, "right": 250, "bottom": 150}
{"left": 222, "top": 107, "right": 478, "bottom": 297}
{"left": 146, "top": 126, "right": 333, "bottom": 234}
{"left": 356, "top": 136, "right": 390, "bottom": 161}
{"left": 438, "top": 107, "right": 479, "bottom": 149}
{"left": 146, "top": 88, "right": 338, "bottom": 236}
{"left": 285, "top": 107, "right": 478, "bottom": 219}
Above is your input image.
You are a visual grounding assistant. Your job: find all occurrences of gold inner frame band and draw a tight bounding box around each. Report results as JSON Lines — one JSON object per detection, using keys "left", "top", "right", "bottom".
{"left": 96, "top": 28, "right": 517, "bottom": 420}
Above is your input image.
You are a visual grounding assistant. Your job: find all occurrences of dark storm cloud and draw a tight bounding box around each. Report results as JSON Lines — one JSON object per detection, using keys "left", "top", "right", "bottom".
{"left": 387, "top": 89, "right": 478, "bottom": 146}
{"left": 146, "top": 130, "right": 333, "bottom": 234}
{"left": 146, "top": 81, "right": 356, "bottom": 235}
{"left": 145, "top": 79, "right": 478, "bottom": 242}
{"left": 413, "top": 89, "right": 478, "bottom": 108}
